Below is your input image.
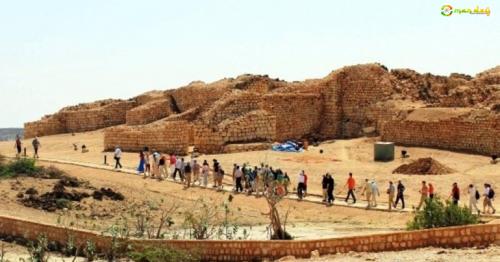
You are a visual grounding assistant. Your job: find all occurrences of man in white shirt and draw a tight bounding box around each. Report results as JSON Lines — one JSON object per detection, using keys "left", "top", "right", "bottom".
{"left": 468, "top": 184, "right": 480, "bottom": 215}
{"left": 114, "top": 146, "right": 122, "bottom": 169}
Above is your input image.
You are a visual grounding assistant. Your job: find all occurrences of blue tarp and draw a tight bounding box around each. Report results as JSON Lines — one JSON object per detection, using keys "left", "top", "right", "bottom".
{"left": 272, "top": 141, "right": 304, "bottom": 152}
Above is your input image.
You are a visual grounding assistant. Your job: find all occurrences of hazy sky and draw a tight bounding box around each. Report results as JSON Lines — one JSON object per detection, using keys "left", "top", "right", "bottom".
{"left": 1, "top": 0, "right": 499, "bottom": 127}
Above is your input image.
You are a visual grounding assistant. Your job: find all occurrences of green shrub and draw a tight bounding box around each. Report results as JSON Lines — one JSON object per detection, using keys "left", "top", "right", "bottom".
{"left": 56, "top": 198, "right": 72, "bottom": 209}
{"left": 407, "top": 197, "right": 479, "bottom": 230}
{"left": 128, "top": 246, "right": 199, "bottom": 262}
{"left": 7, "top": 158, "right": 39, "bottom": 175}
{"left": 0, "top": 158, "right": 39, "bottom": 178}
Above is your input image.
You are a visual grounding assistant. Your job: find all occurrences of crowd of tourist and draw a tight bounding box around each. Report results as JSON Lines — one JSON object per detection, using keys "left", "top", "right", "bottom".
{"left": 14, "top": 140, "right": 497, "bottom": 215}
{"left": 116, "top": 146, "right": 497, "bottom": 215}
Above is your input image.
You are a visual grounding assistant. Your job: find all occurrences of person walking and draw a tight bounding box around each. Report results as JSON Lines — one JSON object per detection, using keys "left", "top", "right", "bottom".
{"left": 169, "top": 154, "right": 176, "bottom": 178}
{"left": 387, "top": 181, "right": 395, "bottom": 211}
{"left": 428, "top": 183, "right": 435, "bottom": 199}
{"left": 345, "top": 173, "right": 356, "bottom": 204}
{"left": 326, "top": 173, "right": 335, "bottom": 206}
{"left": 483, "top": 183, "right": 496, "bottom": 214}
{"left": 394, "top": 180, "right": 405, "bottom": 209}
{"left": 143, "top": 149, "right": 150, "bottom": 177}
{"left": 449, "top": 182, "right": 460, "bottom": 205}
{"left": 173, "top": 157, "right": 183, "bottom": 181}
{"left": 361, "top": 179, "right": 373, "bottom": 208}
{"left": 15, "top": 134, "right": 22, "bottom": 157}
{"left": 158, "top": 154, "right": 167, "bottom": 180}
{"left": 283, "top": 172, "right": 290, "bottom": 195}
{"left": 32, "top": 136, "right": 41, "bottom": 158}
{"left": 151, "top": 150, "right": 160, "bottom": 179}
{"left": 468, "top": 184, "right": 481, "bottom": 215}
{"left": 416, "top": 181, "right": 429, "bottom": 211}
{"left": 321, "top": 174, "right": 328, "bottom": 202}
{"left": 192, "top": 159, "right": 201, "bottom": 186}
{"left": 234, "top": 166, "right": 244, "bottom": 193}
{"left": 201, "top": 160, "right": 209, "bottom": 187}
{"left": 184, "top": 162, "right": 192, "bottom": 188}
{"left": 212, "top": 159, "right": 220, "bottom": 188}
{"left": 370, "top": 180, "right": 380, "bottom": 207}
{"left": 297, "top": 171, "right": 306, "bottom": 200}
{"left": 137, "top": 151, "right": 145, "bottom": 175}
{"left": 113, "top": 146, "right": 122, "bottom": 169}
{"left": 303, "top": 172, "right": 308, "bottom": 198}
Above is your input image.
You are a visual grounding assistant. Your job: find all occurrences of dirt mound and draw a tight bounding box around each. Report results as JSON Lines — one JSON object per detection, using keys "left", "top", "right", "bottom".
{"left": 92, "top": 187, "right": 125, "bottom": 201}
{"left": 18, "top": 177, "right": 123, "bottom": 212}
{"left": 392, "top": 157, "right": 454, "bottom": 175}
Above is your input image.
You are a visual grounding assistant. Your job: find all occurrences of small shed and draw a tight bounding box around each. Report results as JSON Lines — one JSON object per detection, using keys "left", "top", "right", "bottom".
{"left": 374, "top": 142, "right": 395, "bottom": 162}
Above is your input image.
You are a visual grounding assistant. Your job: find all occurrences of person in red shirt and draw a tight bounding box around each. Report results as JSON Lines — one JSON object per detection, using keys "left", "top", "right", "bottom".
{"left": 344, "top": 173, "right": 356, "bottom": 204}
{"left": 169, "top": 154, "right": 176, "bottom": 178}
{"left": 428, "top": 183, "right": 435, "bottom": 199}
{"left": 450, "top": 182, "right": 460, "bottom": 205}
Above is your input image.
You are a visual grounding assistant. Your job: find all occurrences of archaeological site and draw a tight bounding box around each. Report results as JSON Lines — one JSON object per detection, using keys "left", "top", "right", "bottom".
{"left": 24, "top": 63, "right": 499, "bottom": 156}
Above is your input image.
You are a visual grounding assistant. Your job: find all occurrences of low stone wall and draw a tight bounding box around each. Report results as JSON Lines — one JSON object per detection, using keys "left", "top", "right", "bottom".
{"left": 103, "top": 120, "right": 193, "bottom": 155}
{"left": 0, "top": 215, "right": 499, "bottom": 261}
{"left": 126, "top": 99, "right": 173, "bottom": 125}
{"left": 381, "top": 116, "right": 499, "bottom": 155}
{"left": 223, "top": 142, "right": 271, "bottom": 153}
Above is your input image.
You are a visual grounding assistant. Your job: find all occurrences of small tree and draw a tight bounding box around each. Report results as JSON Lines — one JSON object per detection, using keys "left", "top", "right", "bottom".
{"left": 263, "top": 180, "right": 292, "bottom": 240}
{"left": 408, "top": 197, "right": 479, "bottom": 230}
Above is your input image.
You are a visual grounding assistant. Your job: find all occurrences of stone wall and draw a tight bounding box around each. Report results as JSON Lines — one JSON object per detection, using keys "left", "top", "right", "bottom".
{"left": 126, "top": 99, "right": 174, "bottom": 125}
{"left": 381, "top": 113, "right": 499, "bottom": 155}
{"left": 103, "top": 120, "right": 193, "bottom": 155}
{"left": 25, "top": 101, "right": 136, "bottom": 138}
{"left": 334, "top": 65, "right": 395, "bottom": 138}
{"left": 0, "top": 215, "right": 499, "bottom": 261}
{"left": 65, "top": 101, "right": 136, "bottom": 133}
{"left": 262, "top": 93, "right": 323, "bottom": 141}
{"left": 24, "top": 116, "right": 66, "bottom": 138}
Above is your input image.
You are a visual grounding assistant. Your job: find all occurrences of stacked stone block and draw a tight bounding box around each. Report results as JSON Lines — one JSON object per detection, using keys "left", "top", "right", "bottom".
{"left": 381, "top": 110, "right": 499, "bottom": 155}
{"left": 126, "top": 99, "right": 174, "bottom": 125}
{"left": 262, "top": 93, "right": 322, "bottom": 141}
{"left": 104, "top": 120, "right": 193, "bottom": 155}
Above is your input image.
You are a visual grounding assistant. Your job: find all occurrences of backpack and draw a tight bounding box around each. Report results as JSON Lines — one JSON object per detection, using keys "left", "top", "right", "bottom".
{"left": 475, "top": 190, "right": 480, "bottom": 200}
{"left": 489, "top": 188, "right": 495, "bottom": 199}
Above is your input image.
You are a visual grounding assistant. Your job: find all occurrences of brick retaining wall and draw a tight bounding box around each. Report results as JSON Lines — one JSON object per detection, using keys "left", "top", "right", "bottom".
{"left": 0, "top": 215, "right": 499, "bottom": 261}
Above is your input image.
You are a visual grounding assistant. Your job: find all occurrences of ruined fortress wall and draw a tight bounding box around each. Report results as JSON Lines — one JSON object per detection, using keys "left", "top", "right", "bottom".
{"left": 381, "top": 117, "right": 499, "bottom": 155}
{"left": 193, "top": 126, "right": 225, "bottom": 154}
{"left": 201, "top": 91, "right": 262, "bottom": 125}
{"left": 64, "top": 101, "right": 136, "bottom": 133}
{"left": 170, "top": 85, "right": 229, "bottom": 112}
{"left": 218, "top": 110, "right": 276, "bottom": 143}
{"left": 126, "top": 99, "right": 173, "bottom": 125}
{"left": 25, "top": 101, "right": 136, "bottom": 138}
{"left": 103, "top": 120, "right": 193, "bottom": 155}
{"left": 262, "top": 93, "right": 322, "bottom": 141}
{"left": 318, "top": 83, "right": 342, "bottom": 139}
{"left": 24, "top": 116, "right": 66, "bottom": 138}
{"left": 1, "top": 215, "right": 499, "bottom": 262}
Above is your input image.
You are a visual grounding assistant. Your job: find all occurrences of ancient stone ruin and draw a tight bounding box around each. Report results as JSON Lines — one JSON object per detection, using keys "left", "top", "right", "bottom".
{"left": 24, "top": 63, "right": 499, "bottom": 155}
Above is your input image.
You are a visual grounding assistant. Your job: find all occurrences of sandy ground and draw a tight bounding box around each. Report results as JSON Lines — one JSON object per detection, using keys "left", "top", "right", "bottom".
{"left": 0, "top": 162, "right": 410, "bottom": 239}
{"left": 286, "top": 245, "right": 500, "bottom": 262}
{"left": 1, "top": 130, "right": 498, "bottom": 210}
{"left": 0, "top": 240, "right": 88, "bottom": 261}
